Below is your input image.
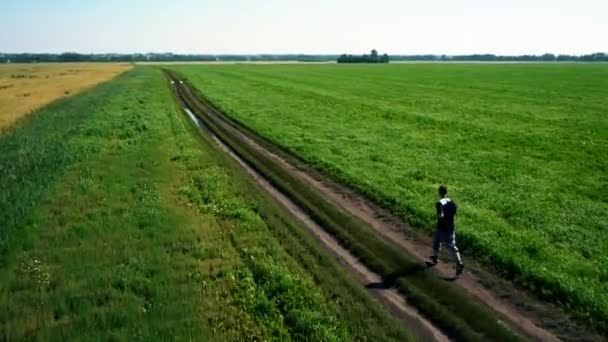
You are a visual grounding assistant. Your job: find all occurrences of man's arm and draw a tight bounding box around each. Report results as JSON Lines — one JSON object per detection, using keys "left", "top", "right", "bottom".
{"left": 436, "top": 201, "right": 442, "bottom": 220}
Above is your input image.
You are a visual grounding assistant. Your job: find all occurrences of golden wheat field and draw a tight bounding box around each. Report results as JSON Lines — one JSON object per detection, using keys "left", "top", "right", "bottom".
{"left": 0, "top": 63, "right": 131, "bottom": 130}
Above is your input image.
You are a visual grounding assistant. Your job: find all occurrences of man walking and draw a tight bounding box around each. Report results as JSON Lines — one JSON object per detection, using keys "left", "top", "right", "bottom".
{"left": 430, "top": 185, "right": 464, "bottom": 275}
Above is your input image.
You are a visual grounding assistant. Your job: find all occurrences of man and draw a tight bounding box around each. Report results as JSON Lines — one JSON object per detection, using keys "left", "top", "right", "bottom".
{"left": 430, "top": 185, "right": 464, "bottom": 275}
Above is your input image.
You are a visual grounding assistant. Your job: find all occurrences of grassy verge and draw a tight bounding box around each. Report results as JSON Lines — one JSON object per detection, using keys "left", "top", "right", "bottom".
{"left": 173, "top": 72, "right": 522, "bottom": 341}
{"left": 169, "top": 63, "right": 608, "bottom": 330}
{"left": 0, "top": 66, "right": 414, "bottom": 340}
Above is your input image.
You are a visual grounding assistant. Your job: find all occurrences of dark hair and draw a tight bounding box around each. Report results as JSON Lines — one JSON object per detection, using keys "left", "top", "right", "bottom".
{"left": 439, "top": 185, "right": 448, "bottom": 196}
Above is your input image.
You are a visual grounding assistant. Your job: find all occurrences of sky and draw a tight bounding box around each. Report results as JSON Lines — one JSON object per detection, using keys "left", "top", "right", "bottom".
{"left": 1, "top": 0, "right": 607, "bottom": 55}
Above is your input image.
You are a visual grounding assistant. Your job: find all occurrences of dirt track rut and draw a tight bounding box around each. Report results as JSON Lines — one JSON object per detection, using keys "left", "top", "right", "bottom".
{"left": 184, "top": 106, "right": 449, "bottom": 341}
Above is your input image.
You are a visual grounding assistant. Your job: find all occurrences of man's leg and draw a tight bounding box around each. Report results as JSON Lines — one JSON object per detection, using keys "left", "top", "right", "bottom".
{"left": 431, "top": 229, "right": 441, "bottom": 264}
{"left": 444, "top": 230, "right": 464, "bottom": 274}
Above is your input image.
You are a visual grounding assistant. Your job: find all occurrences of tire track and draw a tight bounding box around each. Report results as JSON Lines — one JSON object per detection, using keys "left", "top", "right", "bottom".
{"left": 182, "top": 101, "right": 450, "bottom": 341}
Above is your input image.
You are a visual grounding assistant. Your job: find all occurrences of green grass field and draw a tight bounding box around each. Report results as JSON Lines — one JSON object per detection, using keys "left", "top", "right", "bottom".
{"left": 171, "top": 63, "right": 608, "bottom": 326}
{"left": 0, "top": 67, "right": 414, "bottom": 340}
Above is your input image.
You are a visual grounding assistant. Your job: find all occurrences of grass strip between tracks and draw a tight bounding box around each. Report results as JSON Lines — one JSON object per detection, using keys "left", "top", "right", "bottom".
{"left": 168, "top": 71, "right": 523, "bottom": 342}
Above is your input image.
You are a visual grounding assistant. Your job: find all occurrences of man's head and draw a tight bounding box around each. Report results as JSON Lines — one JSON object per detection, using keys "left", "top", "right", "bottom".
{"left": 438, "top": 185, "right": 448, "bottom": 197}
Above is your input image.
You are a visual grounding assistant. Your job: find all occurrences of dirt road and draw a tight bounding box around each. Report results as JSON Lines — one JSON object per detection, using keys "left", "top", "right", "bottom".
{"left": 184, "top": 107, "right": 450, "bottom": 341}
{"left": 167, "top": 71, "right": 601, "bottom": 342}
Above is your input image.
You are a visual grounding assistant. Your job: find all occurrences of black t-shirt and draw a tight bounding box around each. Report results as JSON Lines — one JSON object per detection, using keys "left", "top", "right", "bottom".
{"left": 436, "top": 198, "right": 457, "bottom": 230}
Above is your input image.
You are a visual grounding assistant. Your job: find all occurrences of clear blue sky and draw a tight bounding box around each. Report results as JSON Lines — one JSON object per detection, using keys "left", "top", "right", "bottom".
{"left": 1, "top": 0, "right": 606, "bottom": 55}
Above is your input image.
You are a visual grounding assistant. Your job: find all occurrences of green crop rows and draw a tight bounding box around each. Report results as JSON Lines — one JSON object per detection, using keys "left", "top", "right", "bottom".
{"left": 171, "top": 63, "right": 608, "bottom": 328}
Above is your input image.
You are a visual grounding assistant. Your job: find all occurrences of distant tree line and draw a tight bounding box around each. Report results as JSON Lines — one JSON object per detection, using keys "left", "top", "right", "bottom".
{"left": 390, "top": 53, "right": 608, "bottom": 62}
{"left": 0, "top": 52, "right": 341, "bottom": 63}
{"left": 338, "top": 50, "right": 389, "bottom": 63}
{"left": 1, "top": 52, "right": 607, "bottom": 63}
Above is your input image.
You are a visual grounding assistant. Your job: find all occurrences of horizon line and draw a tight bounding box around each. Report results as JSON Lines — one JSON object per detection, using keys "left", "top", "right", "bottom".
{"left": 2, "top": 51, "right": 607, "bottom": 56}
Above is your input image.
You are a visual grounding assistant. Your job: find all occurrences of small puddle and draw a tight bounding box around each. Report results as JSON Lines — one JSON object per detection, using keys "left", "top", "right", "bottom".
{"left": 184, "top": 108, "right": 212, "bottom": 133}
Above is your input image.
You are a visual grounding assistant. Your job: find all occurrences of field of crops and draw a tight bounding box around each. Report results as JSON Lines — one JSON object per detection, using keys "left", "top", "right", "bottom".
{"left": 0, "top": 63, "right": 130, "bottom": 130}
{"left": 0, "top": 67, "right": 414, "bottom": 340}
{"left": 171, "top": 63, "right": 608, "bottom": 325}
